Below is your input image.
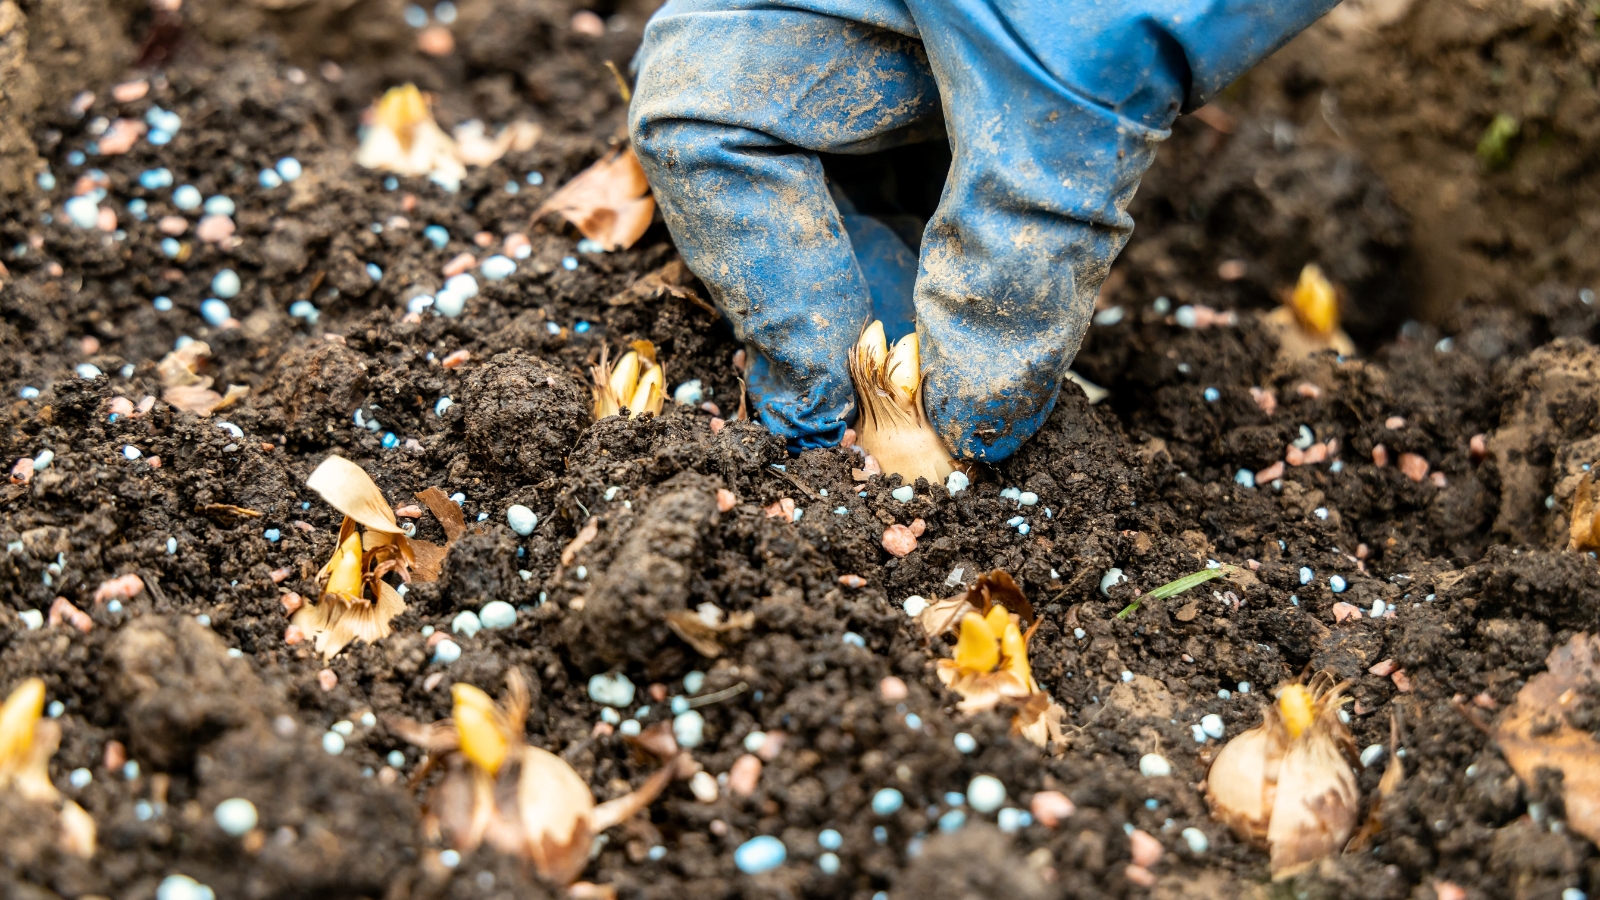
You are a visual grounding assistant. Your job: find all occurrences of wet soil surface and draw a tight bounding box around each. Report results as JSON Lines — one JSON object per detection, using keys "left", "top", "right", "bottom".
{"left": 4, "top": 6, "right": 1600, "bottom": 900}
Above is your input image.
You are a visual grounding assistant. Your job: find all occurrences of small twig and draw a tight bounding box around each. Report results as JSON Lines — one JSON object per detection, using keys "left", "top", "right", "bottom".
{"left": 686, "top": 681, "right": 748, "bottom": 708}
{"left": 1450, "top": 694, "right": 1494, "bottom": 736}
{"left": 765, "top": 465, "right": 818, "bottom": 501}
{"left": 603, "top": 61, "right": 632, "bottom": 103}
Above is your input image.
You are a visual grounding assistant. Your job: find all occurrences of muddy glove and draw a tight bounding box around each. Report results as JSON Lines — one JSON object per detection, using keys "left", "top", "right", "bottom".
{"left": 630, "top": 0, "right": 1339, "bottom": 458}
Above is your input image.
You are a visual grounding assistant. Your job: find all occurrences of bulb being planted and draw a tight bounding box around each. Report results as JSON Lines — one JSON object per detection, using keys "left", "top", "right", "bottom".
{"left": 1205, "top": 671, "right": 1359, "bottom": 878}
{"left": 1263, "top": 264, "right": 1356, "bottom": 361}
{"left": 0, "top": 678, "right": 96, "bottom": 858}
{"left": 389, "top": 671, "right": 676, "bottom": 885}
{"left": 848, "top": 321, "right": 965, "bottom": 486}
{"left": 297, "top": 456, "right": 462, "bottom": 658}
{"left": 356, "top": 84, "right": 466, "bottom": 189}
{"left": 922, "top": 571, "right": 1066, "bottom": 748}
{"left": 591, "top": 340, "right": 665, "bottom": 420}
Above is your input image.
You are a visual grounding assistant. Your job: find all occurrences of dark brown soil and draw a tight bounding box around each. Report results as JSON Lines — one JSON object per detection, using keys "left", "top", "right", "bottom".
{"left": 4, "top": 2, "right": 1600, "bottom": 899}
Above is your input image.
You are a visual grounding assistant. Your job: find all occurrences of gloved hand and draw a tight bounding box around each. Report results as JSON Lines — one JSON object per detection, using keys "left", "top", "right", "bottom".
{"left": 629, "top": 0, "right": 1339, "bottom": 460}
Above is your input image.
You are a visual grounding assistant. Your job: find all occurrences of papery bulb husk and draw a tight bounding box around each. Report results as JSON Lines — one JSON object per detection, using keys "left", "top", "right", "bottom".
{"left": 849, "top": 321, "right": 964, "bottom": 486}
{"left": 1266, "top": 706, "right": 1360, "bottom": 879}
{"left": 1206, "top": 714, "right": 1288, "bottom": 845}
{"left": 59, "top": 798, "right": 97, "bottom": 858}
{"left": 1013, "top": 691, "right": 1067, "bottom": 749}
{"left": 514, "top": 745, "right": 600, "bottom": 885}
{"left": 293, "top": 578, "right": 406, "bottom": 659}
{"left": 307, "top": 457, "right": 404, "bottom": 535}
{"left": 431, "top": 755, "right": 496, "bottom": 853}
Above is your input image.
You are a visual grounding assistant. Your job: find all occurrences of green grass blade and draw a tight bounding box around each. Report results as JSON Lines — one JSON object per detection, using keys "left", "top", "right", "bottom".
{"left": 1116, "top": 565, "right": 1233, "bottom": 619}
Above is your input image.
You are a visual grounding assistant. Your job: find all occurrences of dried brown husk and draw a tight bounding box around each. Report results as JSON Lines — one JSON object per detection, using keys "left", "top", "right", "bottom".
{"left": 1492, "top": 632, "right": 1600, "bottom": 846}
{"left": 848, "top": 321, "right": 964, "bottom": 486}
{"left": 1569, "top": 473, "right": 1600, "bottom": 551}
{"left": 156, "top": 341, "right": 248, "bottom": 416}
{"left": 296, "top": 457, "right": 456, "bottom": 657}
{"left": 664, "top": 604, "right": 756, "bottom": 658}
{"left": 1205, "top": 707, "right": 1288, "bottom": 844}
{"left": 535, "top": 145, "right": 655, "bottom": 252}
{"left": 1012, "top": 691, "right": 1068, "bottom": 750}
{"left": 453, "top": 120, "right": 540, "bottom": 167}
{"left": 1204, "top": 672, "right": 1359, "bottom": 879}
{"left": 1267, "top": 704, "right": 1359, "bottom": 876}
{"left": 391, "top": 671, "right": 675, "bottom": 884}
{"left": 918, "top": 570, "right": 1035, "bottom": 639}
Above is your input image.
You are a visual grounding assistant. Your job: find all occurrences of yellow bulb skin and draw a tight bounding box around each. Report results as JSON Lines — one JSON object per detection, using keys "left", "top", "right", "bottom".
{"left": 1278, "top": 684, "right": 1314, "bottom": 739}
{"left": 452, "top": 683, "right": 509, "bottom": 776}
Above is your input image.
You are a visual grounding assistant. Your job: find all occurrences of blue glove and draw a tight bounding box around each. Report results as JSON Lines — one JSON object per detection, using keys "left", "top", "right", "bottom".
{"left": 630, "top": 0, "right": 1339, "bottom": 460}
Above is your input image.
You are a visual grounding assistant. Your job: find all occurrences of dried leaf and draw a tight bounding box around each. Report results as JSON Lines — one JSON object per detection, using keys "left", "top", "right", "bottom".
{"left": 157, "top": 341, "right": 212, "bottom": 388}
{"left": 307, "top": 455, "right": 402, "bottom": 534}
{"left": 1493, "top": 632, "right": 1600, "bottom": 846}
{"left": 606, "top": 259, "right": 712, "bottom": 313}
{"left": 416, "top": 486, "right": 467, "bottom": 542}
{"left": 535, "top": 145, "right": 655, "bottom": 252}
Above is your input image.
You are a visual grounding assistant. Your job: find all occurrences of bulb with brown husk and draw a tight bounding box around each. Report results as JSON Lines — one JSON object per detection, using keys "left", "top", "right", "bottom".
{"left": 0, "top": 678, "right": 96, "bottom": 858}
{"left": 1205, "top": 671, "right": 1359, "bottom": 878}
{"left": 389, "top": 671, "right": 677, "bottom": 885}
{"left": 848, "top": 321, "right": 966, "bottom": 486}
{"left": 591, "top": 340, "right": 665, "bottom": 420}
{"left": 296, "top": 456, "right": 461, "bottom": 658}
